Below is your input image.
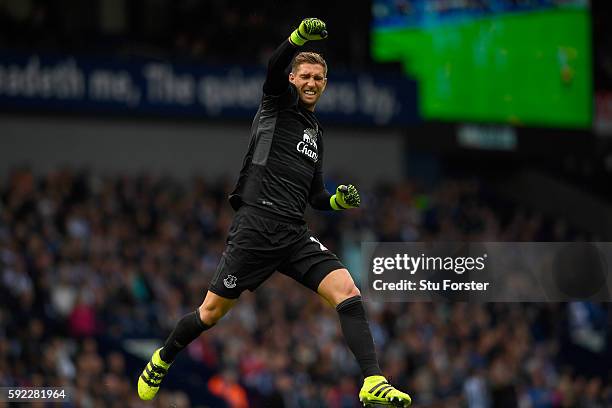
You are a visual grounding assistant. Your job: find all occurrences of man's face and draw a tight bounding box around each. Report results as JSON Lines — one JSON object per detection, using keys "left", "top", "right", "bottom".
{"left": 289, "top": 63, "right": 327, "bottom": 111}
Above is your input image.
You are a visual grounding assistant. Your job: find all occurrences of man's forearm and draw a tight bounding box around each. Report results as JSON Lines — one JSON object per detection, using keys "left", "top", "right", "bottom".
{"left": 263, "top": 39, "right": 299, "bottom": 95}
{"left": 309, "top": 171, "right": 333, "bottom": 210}
{"left": 310, "top": 190, "right": 333, "bottom": 211}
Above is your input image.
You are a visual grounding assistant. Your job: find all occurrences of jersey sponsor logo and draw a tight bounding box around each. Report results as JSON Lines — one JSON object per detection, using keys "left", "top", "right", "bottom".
{"left": 302, "top": 128, "right": 318, "bottom": 149}
{"left": 297, "top": 128, "right": 319, "bottom": 162}
{"left": 223, "top": 274, "right": 237, "bottom": 289}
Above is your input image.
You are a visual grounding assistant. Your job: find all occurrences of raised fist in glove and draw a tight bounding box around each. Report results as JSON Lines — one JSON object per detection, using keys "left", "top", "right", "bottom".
{"left": 330, "top": 184, "right": 361, "bottom": 210}
{"left": 290, "top": 18, "right": 328, "bottom": 46}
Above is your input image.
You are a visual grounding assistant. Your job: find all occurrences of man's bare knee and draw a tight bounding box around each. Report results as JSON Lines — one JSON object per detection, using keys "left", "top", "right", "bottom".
{"left": 336, "top": 283, "right": 361, "bottom": 305}
{"left": 198, "top": 292, "right": 236, "bottom": 326}
{"left": 318, "top": 268, "right": 362, "bottom": 307}
{"left": 347, "top": 285, "right": 361, "bottom": 299}
{"left": 198, "top": 303, "right": 222, "bottom": 326}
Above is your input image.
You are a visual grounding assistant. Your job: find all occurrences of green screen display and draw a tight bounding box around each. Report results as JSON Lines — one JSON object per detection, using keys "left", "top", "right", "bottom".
{"left": 372, "top": 3, "right": 592, "bottom": 127}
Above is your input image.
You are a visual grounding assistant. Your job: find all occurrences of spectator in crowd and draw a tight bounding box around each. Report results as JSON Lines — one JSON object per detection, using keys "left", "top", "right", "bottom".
{"left": 1, "top": 168, "right": 610, "bottom": 407}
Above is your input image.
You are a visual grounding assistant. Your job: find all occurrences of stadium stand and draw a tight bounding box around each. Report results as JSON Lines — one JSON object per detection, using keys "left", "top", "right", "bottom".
{"left": 1, "top": 169, "right": 610, "bottom": 407}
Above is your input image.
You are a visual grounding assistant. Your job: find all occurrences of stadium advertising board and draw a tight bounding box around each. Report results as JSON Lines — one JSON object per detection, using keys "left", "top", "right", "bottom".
{"left": 0, "top": 53, "right": 418, "bottom": 126}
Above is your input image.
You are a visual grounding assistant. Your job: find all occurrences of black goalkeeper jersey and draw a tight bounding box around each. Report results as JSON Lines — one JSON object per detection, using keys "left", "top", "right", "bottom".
{"left": 229, "top": 40, "right": 331, "bottom": 221}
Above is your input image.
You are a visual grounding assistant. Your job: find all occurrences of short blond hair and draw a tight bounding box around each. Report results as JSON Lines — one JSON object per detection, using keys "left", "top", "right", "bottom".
{"left": 291, "top": 52, "right": 328, "bottom": 76}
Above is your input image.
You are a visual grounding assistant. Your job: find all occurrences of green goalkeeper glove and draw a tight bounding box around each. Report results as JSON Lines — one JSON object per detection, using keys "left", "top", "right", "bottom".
{"left": 290, "top": 18, "right": 328, "bottom": 46}
{"left": 330, "top": 184, "right": 361, "bottom": 210}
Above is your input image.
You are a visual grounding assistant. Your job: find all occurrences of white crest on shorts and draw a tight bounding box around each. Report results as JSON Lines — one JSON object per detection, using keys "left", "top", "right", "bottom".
{"left": 224, "top": 274, "right": 237, "bottom": 289}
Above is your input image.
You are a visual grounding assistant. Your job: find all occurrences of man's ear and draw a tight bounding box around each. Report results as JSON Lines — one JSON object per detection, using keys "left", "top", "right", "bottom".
{"left": 288, "top": 72, "right": 295, "bottom": 83}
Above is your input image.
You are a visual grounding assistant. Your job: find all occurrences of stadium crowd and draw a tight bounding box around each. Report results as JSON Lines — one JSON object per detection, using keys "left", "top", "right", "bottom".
{"left": 0, "top": 0, "right": 368, "bottom": 69}
{"left": 1, "top": 168, "right": 610, "bottom": 407}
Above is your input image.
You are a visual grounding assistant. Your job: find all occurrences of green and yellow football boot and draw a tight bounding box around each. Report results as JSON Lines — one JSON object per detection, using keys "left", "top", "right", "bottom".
{"left": 137, "top": 348, "right": 172, "bottom": 401}
{"left": 359, "top": 375, "right": 412, "bottom": 407}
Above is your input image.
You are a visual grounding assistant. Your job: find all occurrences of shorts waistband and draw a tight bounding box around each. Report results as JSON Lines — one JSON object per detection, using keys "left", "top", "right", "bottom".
{"left": 239, "top": 205, "right": 306, "bottom": 225}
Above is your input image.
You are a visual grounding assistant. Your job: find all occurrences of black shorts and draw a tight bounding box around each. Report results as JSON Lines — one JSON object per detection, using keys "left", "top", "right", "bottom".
{"left": 209, "top": 206, "right": 345, "bottom": 299}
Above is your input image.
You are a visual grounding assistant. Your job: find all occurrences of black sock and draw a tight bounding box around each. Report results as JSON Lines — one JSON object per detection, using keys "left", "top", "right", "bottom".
{"left": 159, "top": 310, "right": 212, "bottom": 363}
{"left": 336, "top": 296, "right": 383, "bottom": 378}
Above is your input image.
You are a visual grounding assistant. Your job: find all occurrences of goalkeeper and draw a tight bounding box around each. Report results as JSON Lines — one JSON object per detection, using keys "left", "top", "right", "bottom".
{"left": 138, "top": 18, "right": 411, "bottom": 407}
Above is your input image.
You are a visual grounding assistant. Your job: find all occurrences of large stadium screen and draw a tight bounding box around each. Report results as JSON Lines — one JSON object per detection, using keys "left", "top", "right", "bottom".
{"left": 371, "top": 0, "right": 592, "bottom": 128}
